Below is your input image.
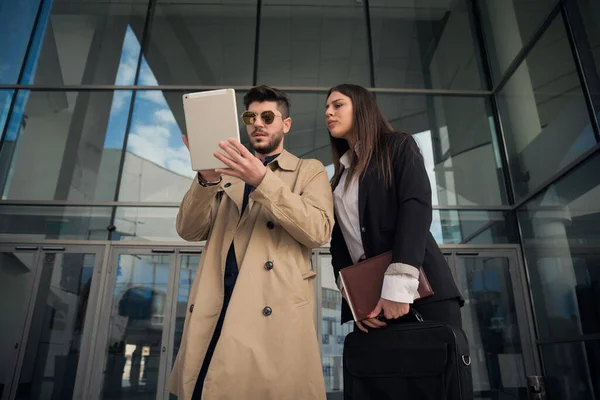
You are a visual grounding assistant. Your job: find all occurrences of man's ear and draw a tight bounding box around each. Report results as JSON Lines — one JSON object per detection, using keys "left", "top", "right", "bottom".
{"left": 283, "top": 117, "right": 292, "bottom": 134}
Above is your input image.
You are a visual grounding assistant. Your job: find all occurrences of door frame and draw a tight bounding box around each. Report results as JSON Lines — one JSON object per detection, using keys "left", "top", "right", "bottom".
{"left": 85, "top": 242, "right": 202, "bottom": 400}
{"left": 441, "top": 244, "right": 542, "bottom": 379}
{"left": 0, "top": 242, "right": 106, "bottom": 400}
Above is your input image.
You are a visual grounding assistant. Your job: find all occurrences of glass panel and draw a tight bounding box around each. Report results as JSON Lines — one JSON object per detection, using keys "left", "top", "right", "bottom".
{"left": 257, "top": 2, "right": 371, "bottom": 87}
{"left": 575, "top": 0, "right": 600, "bottom": 118}
{"left": 455, "top": 256, "right": 527, "bottom": 398}
{"left": 113, "top": 207, "right": 182, "bottom": 242}
{"left": 0, "top": 206, "right": 112, "bottom": 241}
{"left": 172, "top": 254, "right": 200, "bottom": 366}
{"left": 518, "top": 151, "right": 600, "bottom": 341}
{"left": 480, "top": 0, "right": 561, "bottom": 82}
{"left": 369, "top": 0, "right": 486, "bottom": 90}
{"left": 318, "top": 254, "right": 353, "bottom": 396}
{"left": 15, "top": 251, "right": 98, "bottom": 400}
{"left": 0, "top": 90, "right": 15, "bottom": 143}
{"left": 0, "top": 0, "right": 42, "bottom": 84}
{"left": 0, "top": 90, "right": 133, "bottom": 201}
{"left": 142, "top": 0, "right": 256, "bottom": 86}
{"left": 377, "top": 94, "right": 508, "bottom": 205}
{"left": 540, "top": 341, "right": 600, "bottom": 400}
{"left": 497, "top": 15, "right": 596, "bottom": 200}
{"left": 101, "top": 254, "right": 170, "bottom": 400}
{"left": 29, "top": 0, "right": 147, "bottom": 85}
{"left": 433, "top": 210, "right": 517, "bottom": 245}
{"left": 0, "top": 251, "right": 37, "bottom": 400}
{"left": 284, "top": 92, "right": 332, "bottom": 169}
{"left": 117, "top": 90, "right": 193, "bottom": 202}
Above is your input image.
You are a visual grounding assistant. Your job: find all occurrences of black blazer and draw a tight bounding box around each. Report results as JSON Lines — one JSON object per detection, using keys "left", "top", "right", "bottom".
{"left": 330, "top": 133, "right": 464, "bottom": 324}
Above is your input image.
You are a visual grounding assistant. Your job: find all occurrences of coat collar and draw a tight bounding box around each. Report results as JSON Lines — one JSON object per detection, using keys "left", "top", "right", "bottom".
{"left": 267, "top": 149, "right": 299, "bottom": 172}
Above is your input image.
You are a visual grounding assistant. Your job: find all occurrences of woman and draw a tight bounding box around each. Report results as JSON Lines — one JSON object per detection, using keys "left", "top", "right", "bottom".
{"left": 325, "top": 84, "right": 466, "bottom": 397}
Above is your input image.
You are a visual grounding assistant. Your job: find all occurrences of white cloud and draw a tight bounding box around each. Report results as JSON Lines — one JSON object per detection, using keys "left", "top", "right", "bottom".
{"left": 116, "top": 61, "right": 137, "bottom": 85}
{"left": 154, "top": 109, "right": 176, "bottom": 125}
{"left": 127, "top": 124, "right": 194, "bottom": 178}
{"left": 137, "top": 91, "right": 164, "bottom": 105}
{"left": 111, "top": 90, "right": 131, "bottom": 113}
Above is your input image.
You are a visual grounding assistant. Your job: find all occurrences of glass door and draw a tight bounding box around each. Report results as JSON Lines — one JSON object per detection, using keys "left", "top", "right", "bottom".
{"left": 448, "top": 248, "right": 539, "bottom": 400}
{"left": 90, "top": 247, "right": 175, "bottom": 400}
{"left": 0, "top": 244, "right": 105, "bottom": 400}
{"left": 0, "top": 246, "right": 40, "bottom": 400}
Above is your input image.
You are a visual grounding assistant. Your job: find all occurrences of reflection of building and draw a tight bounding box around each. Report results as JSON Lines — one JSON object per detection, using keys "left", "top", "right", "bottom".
{"left": 1, "top": 1, "right": 600, "bottom": 399}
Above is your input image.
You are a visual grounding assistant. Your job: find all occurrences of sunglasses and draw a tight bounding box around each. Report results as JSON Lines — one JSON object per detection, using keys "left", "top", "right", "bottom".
{"left": 241, "top": 110, "right": 283, "bottom": 126}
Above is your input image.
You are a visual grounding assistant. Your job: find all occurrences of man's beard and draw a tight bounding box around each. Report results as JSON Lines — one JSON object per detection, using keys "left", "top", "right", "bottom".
{"left": 252, "top": 132, "right": 284, "bottom": 155}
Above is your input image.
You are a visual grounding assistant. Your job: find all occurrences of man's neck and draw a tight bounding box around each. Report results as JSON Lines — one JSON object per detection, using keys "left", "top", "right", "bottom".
{"left": 255, "top": 148, "right": 284, "bottom": 162}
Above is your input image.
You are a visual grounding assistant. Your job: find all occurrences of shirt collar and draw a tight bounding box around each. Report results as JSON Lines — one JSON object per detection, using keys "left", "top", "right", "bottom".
{"left": 339, "top": 142, "right": 360, "bottom": 169}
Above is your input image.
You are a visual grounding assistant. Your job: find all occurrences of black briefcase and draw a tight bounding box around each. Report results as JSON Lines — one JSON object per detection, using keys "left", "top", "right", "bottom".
{"left": 343, "top": 311, "right": 473, "bottom": 400}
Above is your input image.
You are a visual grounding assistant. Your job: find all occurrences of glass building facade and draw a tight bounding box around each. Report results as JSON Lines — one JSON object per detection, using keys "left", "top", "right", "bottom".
{"left": 0, "top": 0, "right": 599, "bottom": 399}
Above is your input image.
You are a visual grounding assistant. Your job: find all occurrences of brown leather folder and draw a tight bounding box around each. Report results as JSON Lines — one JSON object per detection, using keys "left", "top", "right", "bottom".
{"left": 339, "top": 251, "right": 434, "bottom": 322}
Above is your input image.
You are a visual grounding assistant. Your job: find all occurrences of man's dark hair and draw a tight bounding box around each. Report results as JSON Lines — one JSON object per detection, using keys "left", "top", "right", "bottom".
{"left": 243, "top": 85, "right": 290, "bottom": 119}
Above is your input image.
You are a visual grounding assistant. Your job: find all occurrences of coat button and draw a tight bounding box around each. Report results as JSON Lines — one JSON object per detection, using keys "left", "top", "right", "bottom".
{"left": 266, "top": 221, "right": 275, "bottom": 229}
{"left": 262, "top": 306, "right": 272, "bottom": 316}
{"left": 264, "top": 261, "right": 274, "bottom": 270}
{"left": 224, "top": 182, "right": 231, "bottom": 188}
{"left": 361, "top": 226, "right": 366, "bottom": 233}
{"left": 189, "top": 304, "right": 194, "bottom": 313}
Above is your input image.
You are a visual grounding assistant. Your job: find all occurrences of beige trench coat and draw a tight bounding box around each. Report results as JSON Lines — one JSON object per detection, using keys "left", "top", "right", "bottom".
{"left": 168, "top": 150, "right": 334, "bottom": 400}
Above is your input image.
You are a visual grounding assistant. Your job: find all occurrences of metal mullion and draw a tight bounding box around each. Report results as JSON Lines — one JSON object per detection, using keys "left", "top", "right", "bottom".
{"left": 504, "top": 250, "right": 542, "bottom": 377}
{"left": 86, "top": 245, "right": 128, "bottom": 399}
{"left": 363, "top": 0, "right": 376, "bottom": 88}
{"left": 513, "top": 142, "right": 600, "bottom": 209}
{"left": 0, "top": 83, "right": 493, "bottom": 96}
{"left": 158, "top": 250, "right": 180, "bottom": 400}
{"left": 561, "top": 3, "right": 600, "bottom": 142}
{"left": 8, "top": 247, "right": 46, "bottom": 400}
{"left": 0, "top": 0, "right": 47, "bottom": 152}
{"left": 252, "top": 0, "right": 262, "bottom": 85}
{"left": 109, "top": 0, "right": 158, "bottom": 237}
{"left": 70, "top": 245, "right": 108, "bottom": 400}
{"left": 80, "top": 243, "right": 112, "bottom": 399}
{"left": 492, "top": 5, "right": 561, "bottom": 93}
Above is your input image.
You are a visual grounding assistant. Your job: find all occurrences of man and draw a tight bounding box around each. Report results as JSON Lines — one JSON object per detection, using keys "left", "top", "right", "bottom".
{"left": 168, "top": 86, "right": 333, "bottom": 400}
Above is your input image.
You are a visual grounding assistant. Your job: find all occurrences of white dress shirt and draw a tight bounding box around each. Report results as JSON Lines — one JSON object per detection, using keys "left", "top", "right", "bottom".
{"left": 333, "top": 149, "right": 420, "bottom": 304}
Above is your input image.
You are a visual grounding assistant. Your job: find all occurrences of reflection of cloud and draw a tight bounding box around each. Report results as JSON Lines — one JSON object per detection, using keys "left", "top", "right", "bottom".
{"left": 154, "top": 109, "right": 176, "bottom": 125}
{"left": 138, "top": 60, "right": 158, "bottom": 86}
{"left": 138, "top": 91, "right": 164, "bottom": 105}
{"left": 112, "top": 91, "right": 131, "bottom": 112}
{"left": 127, "top": 124, "right": 194, "bottom": 178}
{"left": 115, "top": 26, "right": 140, "bottom": 86}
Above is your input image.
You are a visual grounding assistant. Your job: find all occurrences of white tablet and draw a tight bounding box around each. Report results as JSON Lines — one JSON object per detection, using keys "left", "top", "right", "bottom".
{"left": 182, "top": 88, "right": 241, "bottom": 171}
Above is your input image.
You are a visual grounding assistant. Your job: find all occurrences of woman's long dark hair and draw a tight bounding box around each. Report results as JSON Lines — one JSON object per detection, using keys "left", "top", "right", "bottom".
{"left": 328, "top": 84, "right": 418, "bottom": 191}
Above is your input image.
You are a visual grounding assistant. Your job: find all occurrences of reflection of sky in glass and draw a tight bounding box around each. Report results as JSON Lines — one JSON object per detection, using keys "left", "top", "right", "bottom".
{"left": 104, "top": 26, "right": 193, "bottom": 178}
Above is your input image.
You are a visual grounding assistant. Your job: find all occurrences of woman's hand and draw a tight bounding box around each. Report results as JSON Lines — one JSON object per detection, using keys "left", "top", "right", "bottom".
{"left": 355, "top": 298, "right": 410, "bottom": 333}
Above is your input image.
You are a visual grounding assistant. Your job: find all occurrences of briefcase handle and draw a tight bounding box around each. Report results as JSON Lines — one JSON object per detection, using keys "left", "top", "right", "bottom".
{"left": 410, "top": 308, "right": 424, "bottom": 322}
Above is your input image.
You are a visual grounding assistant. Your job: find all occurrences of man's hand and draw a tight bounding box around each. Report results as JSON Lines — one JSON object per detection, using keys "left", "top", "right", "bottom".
{"left": 181, "top": 135, "right": 221, "bottom": 182}
{"left": 355, "top": 298, "right": 410, "bottom": 333}
{"left": 214, "top": 138, "right": 267, "bottom": 187}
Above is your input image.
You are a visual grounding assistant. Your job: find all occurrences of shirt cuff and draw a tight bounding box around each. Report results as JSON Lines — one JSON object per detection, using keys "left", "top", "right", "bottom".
{"left": 380, "top": 274, "right": 419, "bottom": 304}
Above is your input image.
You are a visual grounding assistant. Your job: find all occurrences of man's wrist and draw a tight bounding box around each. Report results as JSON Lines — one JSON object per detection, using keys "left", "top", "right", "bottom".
{"left": 197, "top": 173, "right": 222, "bottom": 187}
